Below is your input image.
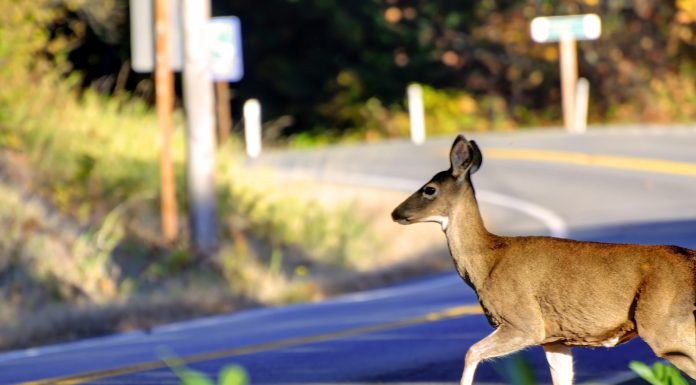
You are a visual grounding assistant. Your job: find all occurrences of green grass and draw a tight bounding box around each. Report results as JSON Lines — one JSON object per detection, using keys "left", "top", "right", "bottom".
{"left": 0, "top": 82, "right": 377, "bottom": 346}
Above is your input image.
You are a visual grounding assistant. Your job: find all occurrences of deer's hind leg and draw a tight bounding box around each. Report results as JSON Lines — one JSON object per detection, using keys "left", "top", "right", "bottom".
{"left": 635, "top": 279, "right": 696, "bottom": 379}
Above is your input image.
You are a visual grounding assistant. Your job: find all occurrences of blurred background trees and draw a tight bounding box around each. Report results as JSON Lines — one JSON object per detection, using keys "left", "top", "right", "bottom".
{"left": 49, "top": 0, "right": 696, "bottom": 142}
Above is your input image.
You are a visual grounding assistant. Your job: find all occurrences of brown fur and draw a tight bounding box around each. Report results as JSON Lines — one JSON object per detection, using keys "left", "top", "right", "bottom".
{"left": 392, "top": 135, "right": 696, "bottom": 385}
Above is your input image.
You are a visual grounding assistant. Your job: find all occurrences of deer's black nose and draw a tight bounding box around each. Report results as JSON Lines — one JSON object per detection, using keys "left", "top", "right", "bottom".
{"left": 391, "top": 207, "right": 409, "bottom": 223}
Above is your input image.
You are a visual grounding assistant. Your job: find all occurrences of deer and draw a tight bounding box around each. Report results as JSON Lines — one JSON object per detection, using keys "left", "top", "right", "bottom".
{"left": 391, "top": 134, "right": 696, "bottom": 385}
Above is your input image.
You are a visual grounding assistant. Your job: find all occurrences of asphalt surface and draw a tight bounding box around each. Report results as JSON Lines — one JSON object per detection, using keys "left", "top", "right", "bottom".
{"left": 2, "top": 127, "right": 696, "bottom": 385}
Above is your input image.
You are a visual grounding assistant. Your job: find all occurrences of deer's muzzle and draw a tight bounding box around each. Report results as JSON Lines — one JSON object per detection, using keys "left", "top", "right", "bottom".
{"left": 391, "top": 207, "right": 411, "bottom": 224}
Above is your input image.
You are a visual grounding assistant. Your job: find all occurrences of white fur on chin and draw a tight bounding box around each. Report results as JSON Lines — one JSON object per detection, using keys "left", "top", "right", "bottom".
{"left": 419, "top": 216, "right": 449, "bottom": 231}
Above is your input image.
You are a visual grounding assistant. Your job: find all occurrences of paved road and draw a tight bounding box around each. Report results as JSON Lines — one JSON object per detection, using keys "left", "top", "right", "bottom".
{"left": 2, "top": 127, "right": 696, "bottom": 385}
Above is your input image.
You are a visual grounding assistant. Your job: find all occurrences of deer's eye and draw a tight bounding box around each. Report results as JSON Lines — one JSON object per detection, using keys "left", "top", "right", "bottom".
{"left": 423, "top": 186, "right": 438, "bottom": 199}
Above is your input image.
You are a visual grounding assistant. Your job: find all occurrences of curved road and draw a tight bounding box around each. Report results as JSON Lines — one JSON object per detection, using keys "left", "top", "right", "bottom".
{"left": 2, "top": 127, "right": 696, "bottom": 385}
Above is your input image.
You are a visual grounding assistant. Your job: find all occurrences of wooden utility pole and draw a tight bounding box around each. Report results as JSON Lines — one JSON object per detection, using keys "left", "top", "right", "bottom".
{"left": 181, "top": 0, "right": 218, "bottom": 255}
{"left": 215, "top": 81, "right": 232, "bottom": 145}
{"left": 154, "top": 0, "right": 178, "bottom": 243}
{"left": 530, "top": 14, "right": 601, "bottom": 133}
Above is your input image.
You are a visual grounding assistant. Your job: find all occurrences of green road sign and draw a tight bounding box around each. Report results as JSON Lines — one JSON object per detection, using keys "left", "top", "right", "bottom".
{"left": 531, "top": 14, "right": 601, "bottom": 43}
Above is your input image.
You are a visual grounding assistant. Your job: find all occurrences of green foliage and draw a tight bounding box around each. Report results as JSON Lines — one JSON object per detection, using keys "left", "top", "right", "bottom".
{"left": 488, "top": 356, "right": 690, "bottom": 385}
{"left": 289, "top": 85, "right": 518, "bottom": 146}
{"left": 493, "top": 352, "right": 536, "bottom": 385}
{"left": 162, "top": 352, "right": 249, "bottom": 385}
{"left": 218, "top": 365, "right": 250, "bottom": 385}
{"left": 630, "top": 361, "right": 688, "bottom": 385}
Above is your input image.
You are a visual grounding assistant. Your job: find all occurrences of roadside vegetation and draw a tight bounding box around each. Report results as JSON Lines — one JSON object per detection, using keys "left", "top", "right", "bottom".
{"left": 164, "top": 358, "right": 686, "bottom": 385}
{"left": 494, "top": 355, "right": 688, "bottom": 385}
{"left": 630, "top": 361, "right": 689, "bottom": 385}
{"left": 163, "top": 352, "right": 249, "bottom": 385}
{"left": 0, "top": 2, "right": 398, "bottom": 350}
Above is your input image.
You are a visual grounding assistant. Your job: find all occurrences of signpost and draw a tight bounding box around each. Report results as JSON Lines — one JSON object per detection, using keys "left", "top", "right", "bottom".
{"left": 130, "top": 3, "right": 246, "bottom": 254}
{"left": 530, "top": 14, "right": 601, "bottom": 43}
{"left": 208, "top": 17, "right": 244, "bottom": 82}
{"left": 209, "top": 16, "right": 244, "bottom": 146}
{"left": 129, "top": 3, "right": 243, "bottom": 78}
{"left": 129, "top": 0, "right": 182, "bottom": 72}
{"left": 531, "top": 14, "right": 601, "bottom": 133}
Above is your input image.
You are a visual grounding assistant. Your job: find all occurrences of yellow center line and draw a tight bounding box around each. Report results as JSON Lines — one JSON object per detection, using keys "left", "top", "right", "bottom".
{"left": 484, "top": 148, "right": 696, "bottom": 177}
{"left": 18, "top": 304, "right": 483, "bottom": 385}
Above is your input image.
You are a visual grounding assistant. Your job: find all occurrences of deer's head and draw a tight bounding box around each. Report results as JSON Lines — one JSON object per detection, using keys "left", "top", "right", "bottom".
{"left": 391, "top": 134, "right": 482, "bottom": 231}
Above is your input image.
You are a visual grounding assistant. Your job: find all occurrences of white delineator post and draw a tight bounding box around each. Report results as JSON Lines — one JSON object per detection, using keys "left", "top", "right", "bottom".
{"left": 407, "top": 83, "right": 426, "bottom": 145}
{"left": 181, "top": 0, "right": 218, "bottom": 255}
{"left": 244, "top": 99, "right": 262, "bottom": 158}
{"left": 573, "top": 77, "right": 590, "bottom": 133}
{"left": 559, "top": 34, "right": 577, "bottom": 132}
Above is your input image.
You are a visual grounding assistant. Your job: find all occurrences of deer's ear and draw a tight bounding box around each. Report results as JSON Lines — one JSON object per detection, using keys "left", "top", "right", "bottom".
{"left": 450, "top": 135, "right": 482, "bottom": 179}
{"left": 469, "top": 140, "right": 482, "bottom": 174}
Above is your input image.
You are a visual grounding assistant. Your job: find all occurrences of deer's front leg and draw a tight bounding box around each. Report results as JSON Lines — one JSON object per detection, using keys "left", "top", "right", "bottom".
{"left": 460, "top": 326, "right": 537, "bottom": 385}
{"left": 544, "top": 343, "right": 574, "bottom": 385}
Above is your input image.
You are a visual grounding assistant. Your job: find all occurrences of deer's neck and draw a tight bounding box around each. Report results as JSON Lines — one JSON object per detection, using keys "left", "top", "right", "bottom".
{"left": 444, "top": 185, "right": 500, "bottom": 290}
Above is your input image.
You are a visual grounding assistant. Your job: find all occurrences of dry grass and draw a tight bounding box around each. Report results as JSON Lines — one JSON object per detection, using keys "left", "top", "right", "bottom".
{"left": 0, "top": 168, "right": 452, "bottom": 352}
{"left": 279, "top": 176, "right": 447, "bottom": 269}
{"left": 0, "top": 289, "right": 256, "bottom": 351}
{"left": 271, "top": 175, "right": 453, "bottom": 297}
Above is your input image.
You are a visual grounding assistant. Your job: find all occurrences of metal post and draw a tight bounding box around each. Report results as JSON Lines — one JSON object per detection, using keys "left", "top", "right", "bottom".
{"left": 559, "top": 36, "right": 577, "bottom": 132}
{"left": 573, "top": 77, "right": 589, "bottom": 133}
{"left": 154, "top": 0, "right": 178, "bottom": 242}
{"left": 181, "top": 0, "right": 217, "bottom": 255}
{"left": 407, "top": 83, "right": 425, "bottom": 145}
{"left": 243, "top": 99, "right": 262, "bottom": 158}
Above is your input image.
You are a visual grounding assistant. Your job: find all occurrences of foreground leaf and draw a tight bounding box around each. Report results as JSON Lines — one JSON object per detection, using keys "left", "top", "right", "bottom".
{"left": 178, "top": 369, "right": 216, "bottom": 385}
{"left": 630, "top": 361, "right": 661, "bottom": 385}
{"left": 219, "top": 365, "right": 249, "bottom": 385}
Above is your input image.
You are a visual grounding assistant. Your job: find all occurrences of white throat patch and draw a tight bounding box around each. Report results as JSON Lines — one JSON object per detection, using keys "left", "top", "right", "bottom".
{"left": 421, "top": 216, "right": 449, "bottom": 231}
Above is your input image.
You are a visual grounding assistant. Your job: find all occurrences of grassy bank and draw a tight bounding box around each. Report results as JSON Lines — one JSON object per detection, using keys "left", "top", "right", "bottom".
{"left": 0, "top": 85, "right": 397, "bottom": 349}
